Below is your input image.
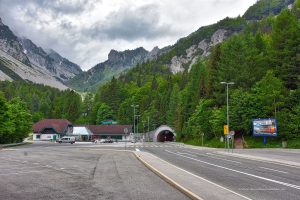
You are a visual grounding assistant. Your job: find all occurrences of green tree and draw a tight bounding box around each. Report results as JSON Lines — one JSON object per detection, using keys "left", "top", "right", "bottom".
{"left": 0, "top": 92, "right": 14, "bottom": 144}
{"left": 7, "top": 97, "right": 32, "bottom": 142}
{"left": 271, "top": 9, "right": 300, "bottom": 89}
{"left": 96, "top": 103, "right": 113, "bottom": 124}
{"left": 166, "top": 84, "right": 180, "bottom": 128}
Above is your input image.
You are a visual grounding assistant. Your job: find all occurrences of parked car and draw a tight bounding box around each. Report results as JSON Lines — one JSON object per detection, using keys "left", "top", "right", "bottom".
{"left": 57, "top": 136, "right": 75, "bottom": 144}
{"left": 104, "top": 139, "right": 113, "bottom": 143}
{"left": 99, "top": 139, "right": 106, "bottom": 143}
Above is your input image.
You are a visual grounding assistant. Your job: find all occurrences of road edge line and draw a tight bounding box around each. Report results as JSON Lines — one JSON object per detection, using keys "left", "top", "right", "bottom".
{"left": 134, "top": 152, "right": 203, "bottom": 200}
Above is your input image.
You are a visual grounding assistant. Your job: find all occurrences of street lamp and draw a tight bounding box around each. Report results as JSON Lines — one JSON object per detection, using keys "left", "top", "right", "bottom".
{"left": 131, "top": 104, "right": 139, "bottom": 135}
{"left": 220, "top": 82, "right": 234, "bottom": 151}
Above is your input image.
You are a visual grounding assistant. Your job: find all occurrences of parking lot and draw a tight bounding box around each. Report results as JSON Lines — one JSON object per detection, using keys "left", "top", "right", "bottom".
{"left": 0, "top": 143, "right": 189, "bottom": 200}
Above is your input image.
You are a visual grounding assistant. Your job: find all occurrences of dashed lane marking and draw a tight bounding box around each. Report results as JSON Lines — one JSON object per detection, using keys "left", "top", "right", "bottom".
{"left": 259, "top": 167, "right": 289, "bottom": 174}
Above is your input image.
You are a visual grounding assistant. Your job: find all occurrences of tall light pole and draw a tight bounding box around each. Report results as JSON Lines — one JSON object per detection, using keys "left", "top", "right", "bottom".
{"left": 220, "top": 82, "right": 234, "bottom": 151}
{"left": 131, "top": 104, "right": 139, "bottom": 136}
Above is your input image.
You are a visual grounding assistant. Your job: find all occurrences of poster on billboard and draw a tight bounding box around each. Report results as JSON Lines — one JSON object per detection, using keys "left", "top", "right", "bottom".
{"left": 253, "top": 118, "right": 277, "bottom": 137}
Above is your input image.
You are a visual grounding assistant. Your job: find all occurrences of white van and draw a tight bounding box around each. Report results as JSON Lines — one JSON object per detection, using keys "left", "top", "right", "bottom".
{"left": 58, "top": 136, "right": 75, "bottom": 144}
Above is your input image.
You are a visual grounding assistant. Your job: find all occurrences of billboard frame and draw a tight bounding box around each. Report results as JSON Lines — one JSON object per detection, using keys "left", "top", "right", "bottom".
{"left": 252, "top": 118, "right": 278, "bottom": 137}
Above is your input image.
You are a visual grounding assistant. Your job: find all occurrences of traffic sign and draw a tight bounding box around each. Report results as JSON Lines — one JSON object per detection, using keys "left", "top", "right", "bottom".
{"left": 224, "top": 125, "right": 229, "bottom": 135}
{"left": 124, "top": 128, "right": 128, "bottom": 135}
{"left": 230, "top": 131, "right": 235, "bottom": 136}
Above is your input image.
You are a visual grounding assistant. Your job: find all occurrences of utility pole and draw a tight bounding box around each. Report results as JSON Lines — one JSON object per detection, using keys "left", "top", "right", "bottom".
{"left": 131, "top": 104, "right": 139, "bottom": 139}
{"left": 147, "top": 117, "right": 150, "bottom": 133}
{"left": 220, "top": 82, "right": 234, "bottom": 152}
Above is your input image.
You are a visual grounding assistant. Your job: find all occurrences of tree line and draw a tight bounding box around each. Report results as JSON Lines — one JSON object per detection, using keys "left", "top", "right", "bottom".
{"left": 89, "top": 5, "right": 300, "bottom": 141}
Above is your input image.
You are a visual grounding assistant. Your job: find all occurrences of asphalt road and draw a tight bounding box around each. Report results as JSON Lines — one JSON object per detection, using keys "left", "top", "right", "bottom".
{"left": 129, "top": 143, "right": 300, "bottom": 200}
{"left": 0, "top": 143, "right": 189, "bottom": 200}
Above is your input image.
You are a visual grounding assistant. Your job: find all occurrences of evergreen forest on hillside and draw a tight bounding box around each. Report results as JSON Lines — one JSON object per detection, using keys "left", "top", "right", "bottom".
{"left": 0, "top": 1, "right": 299, "bottom": 146}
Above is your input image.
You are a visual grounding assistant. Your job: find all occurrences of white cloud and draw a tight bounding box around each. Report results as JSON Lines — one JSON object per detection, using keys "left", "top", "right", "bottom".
{"left": 0, "top": 0, "right": 257, "bottom": 70}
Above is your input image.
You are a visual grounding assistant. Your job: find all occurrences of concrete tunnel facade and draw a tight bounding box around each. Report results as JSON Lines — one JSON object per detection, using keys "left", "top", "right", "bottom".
{"left": 153, "top": 125, "right": 176, "bottom": 142}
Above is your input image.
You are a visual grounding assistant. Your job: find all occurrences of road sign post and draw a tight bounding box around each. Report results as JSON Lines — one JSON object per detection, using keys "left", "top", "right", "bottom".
{"left": 124, "top": 128, "right": 128, "bottom": 150}
{"left": 224, "top": 125, "right": 229, "bottom": 152}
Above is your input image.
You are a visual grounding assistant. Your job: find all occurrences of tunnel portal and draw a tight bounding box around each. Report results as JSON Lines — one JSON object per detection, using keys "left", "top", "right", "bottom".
{"left": 153, "top": 125, "right": 176, "bottom": 142}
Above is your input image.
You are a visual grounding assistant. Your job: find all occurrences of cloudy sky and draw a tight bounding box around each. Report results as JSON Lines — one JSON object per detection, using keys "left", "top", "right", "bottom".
{"left": 0, "top": 0, "right": 257, "bottom": 70}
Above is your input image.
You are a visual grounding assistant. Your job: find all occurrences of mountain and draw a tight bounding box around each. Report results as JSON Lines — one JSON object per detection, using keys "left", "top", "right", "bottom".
{"left": 0, "top": 17, "right": 82, "bottom": 90}
{"left": 243, "top": 0, "right": 295, "bottom": 20}
{"left": 67, "top": 47, "right": 149, "bottom": 91}
{"left": 19, "top": 38, "right": 82, "bottom": 82}
{"left": 0, "top": 18, "right": 31, "bottom": 66}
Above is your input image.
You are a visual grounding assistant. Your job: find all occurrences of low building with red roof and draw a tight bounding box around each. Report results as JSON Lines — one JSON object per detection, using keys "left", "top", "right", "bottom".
{"left": 32, "top": 119, "right": 73, "bottom": 141}
{"left": 87, "top": 125, "right": 132, "bottom": 141}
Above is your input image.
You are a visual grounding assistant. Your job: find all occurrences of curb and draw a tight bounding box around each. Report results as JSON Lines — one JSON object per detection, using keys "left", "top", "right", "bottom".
{"left": 134, "top": 152, "right": 203, "bottom": 200}
{"left": 0, "top": 142, "right": 31, "bottom": 149}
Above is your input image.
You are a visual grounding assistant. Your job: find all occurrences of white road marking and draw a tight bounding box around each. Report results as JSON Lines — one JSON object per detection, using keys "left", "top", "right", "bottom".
{"left": 60, "top": 168, "right": 65, "bottom": 170}
{"left": 177, "top": 152, "right": 198, "bottom": 157}
{"left": 166, "top": 150, "right": 300, "bottom": 190}
{"left": 33, "top": 163, "right": 39, "bottom": 165}
{"left": 259, "top": 167, "right": 288, "bottom": 174}
{"left": 238, "top": 188, "right": 285, "bottom": 191}
{"left": 183, "top": 151, "right": 242, "bottom": 164}
{"left": 135, "top": 148, "right": 140, "bottom": 152}
{"left": 148, "top": 152, "right": 252, "bottom": 200}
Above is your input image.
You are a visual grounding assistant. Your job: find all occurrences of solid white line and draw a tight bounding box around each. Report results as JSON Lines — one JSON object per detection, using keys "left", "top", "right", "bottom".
{"left": 147, "top": 152, "right": 252, "bottom": 200}
{"left": 166, "top": 150, "right": 300, "bottom": 190}
{"left": 238, "top": 188, "right": 285, "bottom": 191}
{"left": 135, "top": 148, "right": 140, "bottom": 152}
{"left": 259, "top": 167, "right": 288, "bottom": 174}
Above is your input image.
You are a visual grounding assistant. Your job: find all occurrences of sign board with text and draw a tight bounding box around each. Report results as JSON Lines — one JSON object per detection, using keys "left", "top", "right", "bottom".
{"left": 253, "top": 118, "right": 277, "bottom": 137}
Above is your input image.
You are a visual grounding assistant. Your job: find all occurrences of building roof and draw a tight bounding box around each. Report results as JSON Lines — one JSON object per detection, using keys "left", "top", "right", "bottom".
{"left": 72, "top": 126, "right": 93, "bottom": 135}
{"left": 87, "top": 125, "right": 132, "bottom": 135}
{"left": 33, "top": 119, "right": 72, "bottom": 134}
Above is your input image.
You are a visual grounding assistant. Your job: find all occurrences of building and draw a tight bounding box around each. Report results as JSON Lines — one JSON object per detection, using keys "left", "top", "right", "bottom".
{"left": 87, "top": 125, "right": 132, "bottom": 140}
{"left": 70, "top": 126, "right": 93, "bottom": 141}
{"left": 32, "top": 119, "right": 73, "bottom": 141}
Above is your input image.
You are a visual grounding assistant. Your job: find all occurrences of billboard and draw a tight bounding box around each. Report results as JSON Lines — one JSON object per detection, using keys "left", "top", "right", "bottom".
{"left": 253, "top": 118, "right": 277, "bottom": 137}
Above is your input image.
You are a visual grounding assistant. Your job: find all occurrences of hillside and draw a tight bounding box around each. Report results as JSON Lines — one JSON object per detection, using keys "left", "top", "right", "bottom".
{"left": 0, "top": 17, "right": 81, "bottom": 90}
{"left": 88, "top": 0, "right": 299, "bottom": 143}
{"left": 67, "top": 47, "right": 149, "bottom": 91}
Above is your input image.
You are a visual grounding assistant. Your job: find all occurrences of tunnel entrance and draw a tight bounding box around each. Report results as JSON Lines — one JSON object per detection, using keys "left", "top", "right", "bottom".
{"left": 152, "top": 125, "right": 176, "bottom": 142}
{"left": 157, "top": 130, "right": 175, "bottom": 142}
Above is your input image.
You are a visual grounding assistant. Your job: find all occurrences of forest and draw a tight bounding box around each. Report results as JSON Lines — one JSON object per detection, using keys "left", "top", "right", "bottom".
{"left": 90, "top": 5, "right": 300, "bottom": 145}
{"left": 0, "top": 1, "right": 299, "bottom": 145}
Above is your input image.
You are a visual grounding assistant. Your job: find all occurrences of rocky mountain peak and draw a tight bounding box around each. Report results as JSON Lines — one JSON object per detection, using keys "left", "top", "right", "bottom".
{"left": 0, "top": 17, "right": 3, "bottom": 26}
{"left": 107, "top": 47, "right": 148, "bottom": 64}
{"left": 108, "top": 49, "right": 119, "bottom": 60}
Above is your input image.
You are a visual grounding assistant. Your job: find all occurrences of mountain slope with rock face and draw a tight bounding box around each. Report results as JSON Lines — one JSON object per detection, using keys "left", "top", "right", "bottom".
{"left": 19, "top": 38, "right": 82, "bottom": 82}
{"left": 67, "top": 47, "right": 149, "bottom": 91}
{"left": 0, "top": 18, "right": 31, "bottom": 66}
{"left": 0, "top": 17, "right": 82, "bottom": 90}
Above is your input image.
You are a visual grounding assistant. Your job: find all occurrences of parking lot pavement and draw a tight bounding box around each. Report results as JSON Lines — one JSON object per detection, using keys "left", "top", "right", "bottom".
{"left": 0, "top": 144, "right": 189, "bottom": 200}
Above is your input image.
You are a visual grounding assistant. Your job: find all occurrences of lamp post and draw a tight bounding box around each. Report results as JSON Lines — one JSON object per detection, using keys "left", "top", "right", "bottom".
{"left": 131, "top": 104, "right": 139, "bottom": 137}
{"left": 220, "top": 82, "right": 234, "bottom": 152}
